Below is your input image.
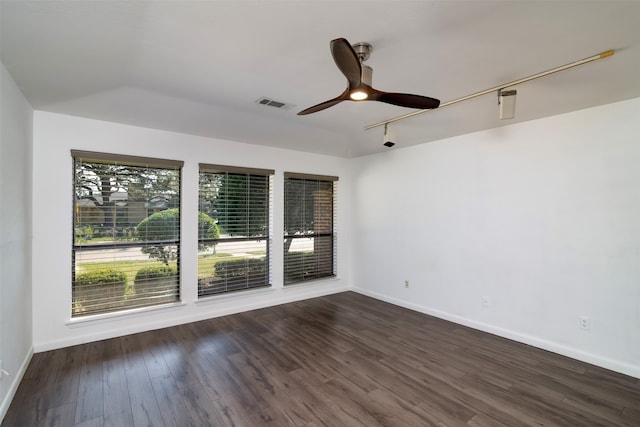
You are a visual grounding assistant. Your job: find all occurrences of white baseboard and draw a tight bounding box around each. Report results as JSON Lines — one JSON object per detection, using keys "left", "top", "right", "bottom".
{"left": 0, "top": 346, "right": 34, "bottom": 424}
{"left": 353, "top": 287, "right": 640, "bottom": 379}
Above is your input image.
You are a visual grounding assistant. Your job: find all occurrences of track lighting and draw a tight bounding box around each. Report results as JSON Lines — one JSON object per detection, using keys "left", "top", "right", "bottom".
{"left": 365, "top": 49, "right": 614, "bottom": 130}
{"left": 383, "top": 123, "right": 395, "bottom": 147}
{"left": 498, "top": 89, "right": 517, "bottom": 119}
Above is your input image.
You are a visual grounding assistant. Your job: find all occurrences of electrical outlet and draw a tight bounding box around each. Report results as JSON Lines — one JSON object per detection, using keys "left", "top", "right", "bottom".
{"left": 481, "top": 296, "right": 490, "bottom": 308}
{"left": 580, "top": 316, "right": 591, "bottom": 331}
{"left": 404, "top": 280, "right": 409, "bottom": 288}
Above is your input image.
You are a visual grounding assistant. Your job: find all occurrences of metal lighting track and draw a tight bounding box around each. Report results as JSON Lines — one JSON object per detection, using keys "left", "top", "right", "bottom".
{"left": 364, "top": 49, "right": 615, "bottom": 131}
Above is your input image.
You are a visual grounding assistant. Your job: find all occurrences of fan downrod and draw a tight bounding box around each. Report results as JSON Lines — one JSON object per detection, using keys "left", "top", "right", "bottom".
{"left": 352, "top": 42, "right": 372, "bottom": 62}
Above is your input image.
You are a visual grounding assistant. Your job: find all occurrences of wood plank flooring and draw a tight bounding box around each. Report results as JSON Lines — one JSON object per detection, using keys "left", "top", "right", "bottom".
{"left": 3, "top": 292, "right": 639, "bottom": 426}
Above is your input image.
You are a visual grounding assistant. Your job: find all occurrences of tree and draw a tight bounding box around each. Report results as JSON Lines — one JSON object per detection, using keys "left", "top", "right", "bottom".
{"left": 75, "top": 160, "right": 179, "bottom": 239}
{"left": 196, "top": 209, "right": 221, "bottom": 255}
{"left": 283, "top": 178, "right": 333, "bottom": 252}
{"left": 75, "top": 163, "right": 134, "bottom": 232}
{"left": 198, "top": 172, "right": 222, "bottom": 221}
{"left": 205, "top": 174, "right": 331, "bottom": 252}
{"left": 215, "top": 173, "right": 269, "bottom": 237}
{"left": 136, "top": 208, "right": 220, "bottom": 265}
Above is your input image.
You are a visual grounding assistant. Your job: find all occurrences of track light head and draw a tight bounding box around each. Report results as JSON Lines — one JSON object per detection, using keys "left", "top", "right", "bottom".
{"left": 383, "top": 123, "right": 395, "bottom": 147}
{"left": 498, "top": 89, "right": 517, "bottom": 119}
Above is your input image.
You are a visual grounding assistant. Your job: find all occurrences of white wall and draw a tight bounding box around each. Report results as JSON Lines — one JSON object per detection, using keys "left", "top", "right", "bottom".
{"left": 351, "top": 98, "right": 640, "bottom": 378}
{"left": 0, "top": 63, "right": 33, "bottom": 420}
{"left": 32, "top": 112, "right": 351, "bottom": 351}
{"left": 23, "top": 95, "right": 640, "bottom": 383}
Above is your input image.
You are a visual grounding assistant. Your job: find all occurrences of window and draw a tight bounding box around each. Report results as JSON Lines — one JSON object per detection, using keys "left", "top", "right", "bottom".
{"left": 198, "top": 164, "right": 273, "bottom": 296}
{"left": 72, "top": 151, "right": 182, "bottom": 317}
{"left": 284, "top": 173, "right": 337, "bottom": 284}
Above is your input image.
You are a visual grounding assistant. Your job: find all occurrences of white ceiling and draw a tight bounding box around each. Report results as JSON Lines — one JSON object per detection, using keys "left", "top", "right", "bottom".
{"left": 2, "top": 1, "right": 639, "bottom": 158}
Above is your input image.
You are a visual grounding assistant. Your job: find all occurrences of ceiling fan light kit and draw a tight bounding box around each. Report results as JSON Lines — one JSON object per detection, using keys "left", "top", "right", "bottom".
{"left": 350, "top": 89, "right": 369, "bottom": 101}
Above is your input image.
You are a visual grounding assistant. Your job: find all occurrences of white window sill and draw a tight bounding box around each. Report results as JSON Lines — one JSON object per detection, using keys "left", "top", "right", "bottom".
{"left": 66, "top": 301, "right": 186, "bottom": 326}
{"left": 283, "top": 275, "right": 340, "bottom": 289}
{"left": 195, "top": 285, "right": 276, "bottom": 304}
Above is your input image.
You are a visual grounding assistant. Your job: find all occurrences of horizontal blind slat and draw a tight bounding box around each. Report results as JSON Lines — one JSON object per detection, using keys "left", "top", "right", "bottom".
{"left": 199, "top": 163, "right": 274, "bottom": 176}
{"left": 284, "top": 172, "right": 339, "bottom": 181}
{"left": 72, "top": 150, "right": 183, "bottom": 168}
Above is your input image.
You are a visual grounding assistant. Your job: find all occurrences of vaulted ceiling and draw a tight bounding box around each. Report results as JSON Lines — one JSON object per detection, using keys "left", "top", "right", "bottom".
{"left": 2, "top": 1, "right": 639, "bottom": 157}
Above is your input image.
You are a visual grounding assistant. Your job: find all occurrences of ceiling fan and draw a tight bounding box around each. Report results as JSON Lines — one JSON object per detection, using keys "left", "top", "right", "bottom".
{"left": 298, "top": 38, "right": 440, "bottom": 115}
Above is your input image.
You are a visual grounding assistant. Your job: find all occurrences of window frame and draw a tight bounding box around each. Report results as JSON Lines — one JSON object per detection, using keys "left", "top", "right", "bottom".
{"left": 71, "top": 150, "right": 183, "bottom": 317}
{"left": 197, "top": 164, "right": 274, "bottom": 297}
{"left": 283, "top": 172, "right": 338, "bottom": 285}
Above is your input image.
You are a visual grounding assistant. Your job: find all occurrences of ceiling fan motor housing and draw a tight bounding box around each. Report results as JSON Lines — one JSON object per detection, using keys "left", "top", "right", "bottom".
{"left": 352, "top": 42, "right": 372, "bottom": 62}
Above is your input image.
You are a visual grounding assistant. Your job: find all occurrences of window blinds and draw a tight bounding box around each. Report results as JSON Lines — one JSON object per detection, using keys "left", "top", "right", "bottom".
{"left": 284, "top": 173, "right": 337, "bottom": 285}
{"left": 198, "top": 164, "right": 273, "bottom": 296}
{"left": 72, "top": 151, "right": 182, "bottom": 316}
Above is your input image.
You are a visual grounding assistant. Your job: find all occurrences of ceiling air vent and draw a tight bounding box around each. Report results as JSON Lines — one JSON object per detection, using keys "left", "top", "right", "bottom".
{"left": 255, "top": 97, "right": 295, "bottom": 111}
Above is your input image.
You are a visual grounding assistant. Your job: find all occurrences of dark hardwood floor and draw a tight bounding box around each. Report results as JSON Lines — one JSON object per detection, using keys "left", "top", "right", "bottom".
{"left": 3, "top": 292, "right": 639, "bottom": 426}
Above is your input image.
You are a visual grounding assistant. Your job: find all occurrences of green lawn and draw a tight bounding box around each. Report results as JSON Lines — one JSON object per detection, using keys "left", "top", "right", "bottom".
{"left": 77, "top": 252, "right": 261, "bottom": 284}
{"left": 75, "top": 236, "right": 136, "bottom": 244}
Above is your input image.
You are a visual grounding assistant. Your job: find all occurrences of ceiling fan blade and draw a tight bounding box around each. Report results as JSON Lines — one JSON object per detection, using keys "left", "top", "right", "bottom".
{"left": 300, "top": 38, "right": 440, "bottom": 115}
{"left": 297, "top": 90, "right": 350, "bottom": 115}
{"left": 372, "top": 92, "right": 441, "bottom": 110}
{"left": 331, "top": 38, "right": 362, "bottom": 89}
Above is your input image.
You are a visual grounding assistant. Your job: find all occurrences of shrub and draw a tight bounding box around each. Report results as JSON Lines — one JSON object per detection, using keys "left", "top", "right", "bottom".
{"left": 134, "top": 265, "right": 178, "bottom": 282}
{"left": 74, "top": 225, "right": 94, "bottom": 241}
{"left": 134, "top": 265, "right": 178, "bottom": 300}
{"left": 214, "top": 258, "right": 266, "bottom": 279}
{"left": 136, "top": 208, "right": 181, "bottom": 241}
{"left": 136, "top": 208, "right": 220, "bottom": 264}
{"left": 197, "top": 211, "right": 220, "bottom": 240}
{"left": 197, "top": 211, "right": 221, "bottom": 254}
{"left": 73, "top": 268, "right": 127, "bottom": 314}
{"left": 74, "top": 268, "right": 127, "bottom": 286}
